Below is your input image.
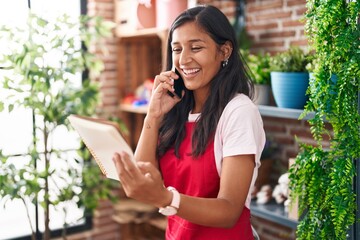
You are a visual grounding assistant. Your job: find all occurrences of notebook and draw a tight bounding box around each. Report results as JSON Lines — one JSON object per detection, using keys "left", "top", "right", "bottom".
{"left": 67, "top": 114, "right": 134, "bottom": 181}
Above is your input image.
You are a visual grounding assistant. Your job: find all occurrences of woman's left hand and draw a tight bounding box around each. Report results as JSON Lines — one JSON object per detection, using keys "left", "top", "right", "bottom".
{"left": 112, "top": 151, "right": 171, "bottom": 208}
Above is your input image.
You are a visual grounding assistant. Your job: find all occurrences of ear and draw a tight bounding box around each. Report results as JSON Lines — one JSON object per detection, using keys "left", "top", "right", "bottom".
{"left": 220, "top": 41, "right": 233, "bottom": 60}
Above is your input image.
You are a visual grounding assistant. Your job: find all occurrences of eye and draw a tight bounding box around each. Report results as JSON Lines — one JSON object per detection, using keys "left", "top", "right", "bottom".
{"left": 172, "top": 47, "right": 181, "bottom": 53}
{"left": 191, "top": 46, "right": 203, "bottom": 52}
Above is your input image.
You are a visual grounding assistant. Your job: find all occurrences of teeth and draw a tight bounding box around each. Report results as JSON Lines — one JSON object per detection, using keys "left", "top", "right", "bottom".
{"left": 183, "top": 69, "right": 200, "bottom": 75}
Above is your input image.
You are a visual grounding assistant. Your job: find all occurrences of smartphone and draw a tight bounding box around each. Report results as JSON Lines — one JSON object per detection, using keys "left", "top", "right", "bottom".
{"left": 168, "top": 68, "right": 185, "bottom": 98}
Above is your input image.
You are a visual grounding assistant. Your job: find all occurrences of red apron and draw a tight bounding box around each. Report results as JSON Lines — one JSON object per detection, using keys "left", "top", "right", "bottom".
{"left": 159, "top": 122, "right": 253, "bottom": 240}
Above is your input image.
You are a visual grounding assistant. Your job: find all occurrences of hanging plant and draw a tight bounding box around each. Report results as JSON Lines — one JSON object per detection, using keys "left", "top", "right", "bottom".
{"left": 289, "top": 1, "right": 360, "bottom": 239}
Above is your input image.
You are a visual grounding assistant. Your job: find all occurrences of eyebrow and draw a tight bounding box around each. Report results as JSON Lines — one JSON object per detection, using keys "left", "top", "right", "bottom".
{"left": 171, "top": 39, "right": 206, "bottom": 45}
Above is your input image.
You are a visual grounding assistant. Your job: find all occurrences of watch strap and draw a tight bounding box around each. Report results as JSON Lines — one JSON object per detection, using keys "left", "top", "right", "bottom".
{"left": 158, "top": 186, "right": 180, "bottom": 216}
{"left": 167, "top": 186, "right": 180, "bottom": 209}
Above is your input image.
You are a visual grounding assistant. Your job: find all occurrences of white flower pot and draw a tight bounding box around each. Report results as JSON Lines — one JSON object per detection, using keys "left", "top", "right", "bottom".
{"left": 254, "top": 84, "right": 271, "bottom": 105}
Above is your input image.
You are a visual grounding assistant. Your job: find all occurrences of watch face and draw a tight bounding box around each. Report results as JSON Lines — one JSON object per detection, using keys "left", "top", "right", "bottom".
{"left": 159, "top": 206, "right": 177, "bottom": 216}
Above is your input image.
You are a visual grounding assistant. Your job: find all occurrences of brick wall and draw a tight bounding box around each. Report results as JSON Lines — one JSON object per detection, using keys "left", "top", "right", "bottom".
{"left": 246, "top": 0, "right": 308, "bottom": 54}
{"left": 88, "top": 0, "right": 121, "bottom": 116}
{"left": 198, "top": 0, "right": 237, "bottom": 21}
{"left": 66, "top": 1, "right": 323, "bottom": 240}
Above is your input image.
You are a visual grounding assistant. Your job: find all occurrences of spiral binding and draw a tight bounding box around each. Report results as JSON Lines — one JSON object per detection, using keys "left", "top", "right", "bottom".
{"left": 82, "top": 138, "right": 107, "bottom": 176}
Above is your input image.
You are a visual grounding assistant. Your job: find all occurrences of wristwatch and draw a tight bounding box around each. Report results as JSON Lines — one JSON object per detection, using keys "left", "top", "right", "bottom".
{"left": 158, "top": 186, "right": 180, "bottom": 216}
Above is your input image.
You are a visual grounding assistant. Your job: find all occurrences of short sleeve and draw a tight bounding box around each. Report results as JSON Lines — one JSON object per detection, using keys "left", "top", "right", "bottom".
{"left": 214, "top": 94, "right": 265, "bottom": 175}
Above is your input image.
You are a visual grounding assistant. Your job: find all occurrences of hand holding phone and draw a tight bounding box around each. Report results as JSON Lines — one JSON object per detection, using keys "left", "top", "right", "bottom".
{"left": 168, "top": 68, "right": 185, "bottom": 98}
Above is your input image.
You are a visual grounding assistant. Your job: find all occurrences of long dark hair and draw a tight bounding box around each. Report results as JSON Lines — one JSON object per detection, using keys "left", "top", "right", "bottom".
{"left": 157, "top": 5, "right": 254, "bottom": 158}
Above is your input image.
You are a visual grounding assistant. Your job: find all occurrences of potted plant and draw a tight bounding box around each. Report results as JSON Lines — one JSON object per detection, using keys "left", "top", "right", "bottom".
{"left": 269, "top": 46, "right": 311, "bottom": 109}
{"left": 0, "top": 13, "right": 119, "bottom": 240}
{"left": 242, "top": 50, "right": 271, "bottom": 105}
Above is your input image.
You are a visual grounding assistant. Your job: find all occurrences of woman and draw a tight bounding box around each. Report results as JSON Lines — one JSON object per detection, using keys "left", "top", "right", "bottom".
{"left": 113, "top": 5, "right": 265, "bottom": 240}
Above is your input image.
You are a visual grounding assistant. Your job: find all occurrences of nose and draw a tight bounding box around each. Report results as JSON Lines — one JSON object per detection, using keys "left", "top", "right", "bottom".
{"left": 179, "top": 49, "right": 192, "bottom": 66}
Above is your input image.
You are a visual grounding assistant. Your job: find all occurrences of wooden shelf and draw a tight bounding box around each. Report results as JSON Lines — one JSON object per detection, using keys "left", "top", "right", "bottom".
{"left": 117, "top": 27, "right": 168, "bottom": 39}
{"left": 120, "top": 104, "right": 148, "bottom": 114}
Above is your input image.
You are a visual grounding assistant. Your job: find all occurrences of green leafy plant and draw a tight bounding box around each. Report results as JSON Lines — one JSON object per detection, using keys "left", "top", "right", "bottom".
{"left": 305, "top": 54, "right": 319, "bottom": 73}
{"left": 289, "top": 1, "right": 360, "bottom": 239}
{"left": 242, "top": 50, "right": 271, "bottom": 85}
{"left": 0, "top": 13, "right": 119, "bottom": 240}
{"left": 269, "top": 46, "right": 310, "bottom": 72}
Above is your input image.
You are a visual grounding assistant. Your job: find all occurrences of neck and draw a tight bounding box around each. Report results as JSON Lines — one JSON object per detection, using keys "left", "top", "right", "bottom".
{"left": 192, "top": 87, "right": 210, "bottom": 113}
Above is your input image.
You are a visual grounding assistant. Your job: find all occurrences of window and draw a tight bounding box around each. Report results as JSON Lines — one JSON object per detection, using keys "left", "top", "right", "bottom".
{"left": 0, "top": 1, "right": 89, "bottom": 239}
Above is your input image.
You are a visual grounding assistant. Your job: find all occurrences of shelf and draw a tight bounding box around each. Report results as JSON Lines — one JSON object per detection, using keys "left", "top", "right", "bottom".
{"left": 120, "top": 103, "right": 313, "bottom": 120}
{"left": 117, "top": 27, "right": 168, "bottom": 39}
{"left": 120, "top": 104, "right": 148, "bottom": 114}
{"left": 251, "top": 200, "right": 298, "bottom": 229}
{"left": 258, "top": 105, "right": 313, "bottom": 120}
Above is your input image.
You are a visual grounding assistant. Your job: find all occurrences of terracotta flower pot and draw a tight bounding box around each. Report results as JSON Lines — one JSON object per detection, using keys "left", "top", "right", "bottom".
{"left": 156, "top": 0, "right": 187, "bottom": 29}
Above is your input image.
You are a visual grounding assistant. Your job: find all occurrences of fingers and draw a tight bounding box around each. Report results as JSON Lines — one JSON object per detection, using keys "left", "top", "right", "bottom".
{"left": 153, "top": 71, "right": 179, "bottom": 92}
{"left": 113, "top": 152, "right": 141, "bottom": 181}
{"left": 113, "top": 153, "right": 167, "bottom": 206}
{"left": 137, "top": 161, "right": 161, "bottom": 180}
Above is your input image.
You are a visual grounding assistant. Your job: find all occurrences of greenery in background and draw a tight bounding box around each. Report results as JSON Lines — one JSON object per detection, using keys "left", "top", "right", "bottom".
{"left": 241, "top": 49, "right": 271, "bottom": 85}
{"left": 269, "top": 46, "right": 310, "bottom": 72}
{"left": 0, "top": 13, "right": 119, "bottom": 240}
{"left": 304, "top": 54, "right": 318, "bottom": 73}
{"left": 289, "top": 1, "right": 360, "bottom": 239}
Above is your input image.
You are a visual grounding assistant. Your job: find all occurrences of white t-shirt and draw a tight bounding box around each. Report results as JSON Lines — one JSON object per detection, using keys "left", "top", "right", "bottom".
{"left": 188, "top": 93, "right": 266, "bottom": 208}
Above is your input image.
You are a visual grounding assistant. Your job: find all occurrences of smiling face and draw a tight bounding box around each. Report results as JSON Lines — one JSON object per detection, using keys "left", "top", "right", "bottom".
{"left": 171, "top": 21, "right": 226, "bottom": 103}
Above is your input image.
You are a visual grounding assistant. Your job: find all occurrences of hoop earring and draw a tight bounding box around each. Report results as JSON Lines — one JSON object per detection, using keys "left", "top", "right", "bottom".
{"left": 222, "top": 59, "right": 229, "bottom": 67}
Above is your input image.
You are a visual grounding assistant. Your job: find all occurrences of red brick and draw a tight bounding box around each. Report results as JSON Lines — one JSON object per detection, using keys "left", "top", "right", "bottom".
{"left": 290, "top": 128, "right": 312, "bottom": 139}
{"left": 274, "top": 135, "right": 295, "bottom": 145}
{"left": 264, "top": 124, "right": 287, "bottom": 133}
{"left": 100, "top": 80, "right": 118, "bottom": 89}
{"left": 296, "top": 7, "right": 308, "bottom": 16}
{"left": 93, "top": 215, "right": 117, "bottom": 228}
{"left": 260, "top": 30, "right": 296, "bottom": 39}
{"left": 287, "top": 0, "right": 306, "bottom": 7}
{"left": 283, "top": 19, "right": 304, "bottom": 27}
{"left": 256, "top": 11, "right": 292, "bottom": 21}
{"left": 247, "top": 0, "right": 283, "bottom": 13}
{"left": 220, "top": 0, "right": 236, "bottom": 8}
{"left": 92, "top": 224, "right": 120, "bottom": 239}
{"left": 264, "top": 116, "right": 300, "bottom": 125}
{"left": 290, "top": 39, "right": 309, "bottom": 46}
{"left": 252, "top": 41, "right": 285, "bottom": 48}
{"left": 247, "top": 22, "right": 278, "bottom": 31}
